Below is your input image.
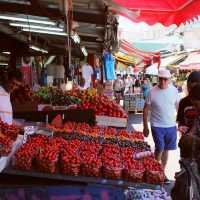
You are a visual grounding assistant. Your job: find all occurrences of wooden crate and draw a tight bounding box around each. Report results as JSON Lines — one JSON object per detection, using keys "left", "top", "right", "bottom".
{"left": 12, "top": 102, "right": 38, "bottom": 112}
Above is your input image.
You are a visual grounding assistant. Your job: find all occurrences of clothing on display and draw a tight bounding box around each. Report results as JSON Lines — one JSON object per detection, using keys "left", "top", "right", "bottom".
{"left": 20, "top": 65, "right": 33, "bottom": 88}
{"left": 103, "top": 52, "right": 116, "bottom": 81}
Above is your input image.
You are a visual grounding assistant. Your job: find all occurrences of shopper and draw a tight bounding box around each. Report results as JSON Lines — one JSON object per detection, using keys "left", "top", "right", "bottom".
{"left": 143, "top": 69, "right": 179, "bottom": 184}
{"left": 113, "top": 74, "right": 124, "bottom": 104}
{"left": 141, "top": 78, "right": 151, "bottom": 99}
{"left": 81, "top": 60, "right": 94, "bottom": 89}
{"left": 124, "top": 75, "right": 133, "bottom": 94}
{"left": 177, "top": 71, "right": 200, "bottom": 134}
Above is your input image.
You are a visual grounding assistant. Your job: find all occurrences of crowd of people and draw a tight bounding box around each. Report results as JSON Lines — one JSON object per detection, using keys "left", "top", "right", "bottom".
{"left": 113, "top": 74, "right": 152, "bottom": 103}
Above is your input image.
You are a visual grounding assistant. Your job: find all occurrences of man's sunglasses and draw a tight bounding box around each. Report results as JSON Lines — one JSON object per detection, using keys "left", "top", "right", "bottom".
{"left": 159, "top": 77, "right": 169, "bottom": 81}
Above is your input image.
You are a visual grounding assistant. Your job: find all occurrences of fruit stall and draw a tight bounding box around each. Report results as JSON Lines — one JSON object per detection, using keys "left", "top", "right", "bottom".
{"left": 0, "top": 114, "right": 171, "bottom": 200}
{"left": 0, "top": 86, "right": 172, "bottom": 199}
{"left": 11, "top": 86, "right": 128, "bottom": 127}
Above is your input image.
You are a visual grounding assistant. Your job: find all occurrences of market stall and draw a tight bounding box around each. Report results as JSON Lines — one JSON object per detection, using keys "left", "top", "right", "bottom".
{"left": 0, "top": 116, "right": 170, "bottom": 199}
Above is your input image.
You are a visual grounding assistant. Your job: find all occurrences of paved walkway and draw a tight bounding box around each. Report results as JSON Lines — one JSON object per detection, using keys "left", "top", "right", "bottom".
{"left": 127, "top": 113, "right": 180, "bottom": 181}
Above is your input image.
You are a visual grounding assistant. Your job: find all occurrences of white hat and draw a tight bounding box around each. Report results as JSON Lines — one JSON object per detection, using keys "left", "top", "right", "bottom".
{"left": 158, "top": 69, "right": 171, "bottom": 79}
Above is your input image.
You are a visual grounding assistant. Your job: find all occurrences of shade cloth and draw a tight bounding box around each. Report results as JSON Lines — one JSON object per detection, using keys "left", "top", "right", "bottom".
{"left": 113, "top": 0, "right": 200, "bottom": 26}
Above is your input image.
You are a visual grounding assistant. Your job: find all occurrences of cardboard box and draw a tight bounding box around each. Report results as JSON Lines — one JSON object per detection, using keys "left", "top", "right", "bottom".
{"left": 96, "top": 115, "right": 127, "bottom": 127}
{"left": 38, "top": 104, "right": 52, "bottom": 111}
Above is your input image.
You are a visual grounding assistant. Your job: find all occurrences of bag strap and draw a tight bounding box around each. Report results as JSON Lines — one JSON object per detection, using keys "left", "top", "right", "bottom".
{"left": 191, "top": 136, "right": 197, "bottom": 160}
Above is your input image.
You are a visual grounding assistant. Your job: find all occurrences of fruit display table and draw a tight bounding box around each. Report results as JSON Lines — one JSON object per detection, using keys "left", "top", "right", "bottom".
{"left": 13, "top": 108, "right": 95, "bottom": 125}
{"left": 2, "top": 168, "right": 162, "bottom": 189}
{"left": 0, "top": 119, "right": 166, "bottom": 200}
{"left": 0, "top": 172, "right": 125, "bottom": 200}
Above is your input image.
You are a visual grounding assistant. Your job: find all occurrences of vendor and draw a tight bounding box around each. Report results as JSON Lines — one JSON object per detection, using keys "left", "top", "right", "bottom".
{"left": 0, "top": 69, "right": 22, "bottom": 125}
{"left": 0, "top": 70, "right": 13, "bottom": 124}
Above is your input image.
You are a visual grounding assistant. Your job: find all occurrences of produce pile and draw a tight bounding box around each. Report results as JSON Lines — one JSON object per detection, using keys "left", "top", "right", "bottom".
{"left": 67, "top": 88, "right": 127, "bottom": 118}
{"left": 35, "top": 87, "right": 81, "bottom": 106}
{"left": 48, "top": 115, "right": 148, "bottom": 148}
{"left": 0, "top": 120, "right": 20, "bottom": 157}
{"left": 77, "top": 95, "right": 128, "bottom": 118}
{"left": 66, "top": 88, "right": 97, "bottom": 101}
{"left": 13, "top": 118, "right": 164, "bottom": 184}
{"left": 10, "top": 83, "right": 40, "bottom": 103}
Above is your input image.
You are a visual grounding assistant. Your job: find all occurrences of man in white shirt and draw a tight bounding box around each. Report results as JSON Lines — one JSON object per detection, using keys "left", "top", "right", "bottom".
{"left": 82, "top": 63, "right": 94, "bottom": 89}
{"left": 143, "top": 69, "right": 179, "bottom": 184}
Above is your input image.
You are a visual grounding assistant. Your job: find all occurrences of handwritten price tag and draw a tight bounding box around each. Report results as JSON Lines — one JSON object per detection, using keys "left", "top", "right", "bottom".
{"left": 23, "top": 126, "right": 36, "bottom": 144}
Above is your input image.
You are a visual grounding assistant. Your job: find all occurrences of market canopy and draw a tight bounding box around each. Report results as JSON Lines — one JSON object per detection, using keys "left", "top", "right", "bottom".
{"left": 119, "top": 40, "right": 160, "bottom": 67}
{"left": 112, "top": 0, "right": 200, "bottom": 26}
{"left": 179, "top": 52, "right": 200, "bottom": 70}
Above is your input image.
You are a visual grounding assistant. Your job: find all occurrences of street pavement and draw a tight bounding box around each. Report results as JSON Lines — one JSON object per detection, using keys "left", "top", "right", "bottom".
{"left": 127, "top": 113, "right": 180, "bottom": 181}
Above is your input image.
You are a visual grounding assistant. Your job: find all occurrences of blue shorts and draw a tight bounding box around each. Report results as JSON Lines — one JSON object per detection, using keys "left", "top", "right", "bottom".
{"left": 151, "top": 126, "right": 177, "bottom": 151}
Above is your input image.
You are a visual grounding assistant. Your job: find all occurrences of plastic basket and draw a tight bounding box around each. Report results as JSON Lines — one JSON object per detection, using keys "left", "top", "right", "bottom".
{"left": 123, "top": 168, "right": 145, "bottom": 182}
{"left": 103, "top": 167, "right": 122, "bottom": 180}
{"left": 36, "top": 158, "right": 58, "bottom": 174}
{"left": 81, "top": 164, "right": 101, "bottom": 177}
{"left": 61, "top": 163, "right": 80, "bottom": 176}
{"left": 145, "top": 170, "right": 165, "bottom": 184}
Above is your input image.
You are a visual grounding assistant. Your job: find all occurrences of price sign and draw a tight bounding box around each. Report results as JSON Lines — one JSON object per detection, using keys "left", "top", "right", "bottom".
{"left": 23, "top": 126, "right": 36, "bottom": 144}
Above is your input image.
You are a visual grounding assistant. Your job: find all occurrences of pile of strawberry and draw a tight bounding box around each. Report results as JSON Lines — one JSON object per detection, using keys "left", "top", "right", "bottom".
{"left": 79, "top": 141, "right": 102, "bottom": 177}
{"left": 0, "top": 136, "right": 13, "bottom": 156}
{"left": 78, "top": 95, "right": 128, "bottom": 118}
{"left": 121, "top": 147, "right": 145, "bottom": 182}
{"left": 60, "top": 139, "right": 82, "bottom": 175}
{"left": 37, "top": 137, "right": 67, "bottom": 173}
{"left": 142, "top": 157, "right": 164, "bottom": 184}
{"left": 0, "top": 120, "right": 21, "bottom": 157}
{"left": 117, "top": 130, "right": 144, "bottom": 142}
{"left": 14, "top": 135, "right": 48, "bottom": 170}
{"left": 101, "top": 144, "right": 123, "bottom": 179}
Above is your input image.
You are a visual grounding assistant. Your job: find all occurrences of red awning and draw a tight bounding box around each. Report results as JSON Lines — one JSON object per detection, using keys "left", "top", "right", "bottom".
{"left": 120, "top": 40, "right": 160, "bottom": 67}
{"left": 112, "top": 0, "right": 200, "bottom": 26}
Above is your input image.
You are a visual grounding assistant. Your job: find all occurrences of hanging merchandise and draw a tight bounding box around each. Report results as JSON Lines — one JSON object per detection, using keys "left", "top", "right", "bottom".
{"left": 103, "top": 51, "right": 116, "bottom": 81}
{"left": 20, "top": 57, "right": 33, "bottom": 88}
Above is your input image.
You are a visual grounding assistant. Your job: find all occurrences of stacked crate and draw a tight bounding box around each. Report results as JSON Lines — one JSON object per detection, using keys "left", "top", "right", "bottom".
{"left": 123, "top": 93, "right": 144, "bottom": 113}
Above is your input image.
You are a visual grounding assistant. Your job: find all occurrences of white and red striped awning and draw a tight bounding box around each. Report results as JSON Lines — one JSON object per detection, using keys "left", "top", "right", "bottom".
{"left": 120, "top": 40, "right": 160, "bottom": 68}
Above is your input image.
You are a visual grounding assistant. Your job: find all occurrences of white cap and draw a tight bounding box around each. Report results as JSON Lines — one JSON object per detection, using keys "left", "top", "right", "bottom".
{"left": 158, "top": 69, "right": 171, "bottom": 79}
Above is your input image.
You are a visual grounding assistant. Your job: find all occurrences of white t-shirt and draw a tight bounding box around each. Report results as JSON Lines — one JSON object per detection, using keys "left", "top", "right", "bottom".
{"left": 125, "top": 78, "right": 133, "bottom": 88}
{"left": 0, "top": 86, "right": 13, "bottom": 125}
{"left": 82, "top": 64, "right": 93, "bottom": 89}
{"left": 146, "top": 84, "right": 179, "bottom": 127}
